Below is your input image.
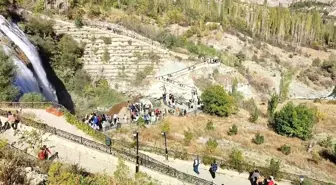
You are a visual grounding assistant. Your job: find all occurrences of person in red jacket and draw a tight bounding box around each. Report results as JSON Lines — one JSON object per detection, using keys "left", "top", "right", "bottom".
{"left": 267, "top": 176, "right": 275, "bottom": 185}
{"left": 38, "top": 145, "right": 51, "bottom": 160}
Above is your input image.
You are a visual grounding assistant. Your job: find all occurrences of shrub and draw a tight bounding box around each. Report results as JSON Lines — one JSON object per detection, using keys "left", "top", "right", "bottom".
{"left": 235, "top": 51, "right": 246, "bottom": 62}
{"left": 228, "top": 149, "right": 245, "bottom": 172}
{"left": 202, "top": 155, "right": 215, "bottom": 165}
{"left": 160, "top": 120, "right": 171, "bottom": 133}
{"left": 206, "top": 139, "right": 218, "bottom": 153}
{"left": 103, "top": 48, "right": 110, "bottom": 63}
{"left": 19, "top": 92, "right": 45, "bottom": 102}
{"left": 311, "top": 151, "right": 321, "bottom": 164}
{"left": 74, "top": 17, "right": 83, "bottom": 28}
{"left": 279, "top": 144, "right": 291, "bottom": 155}
{"left": 274, "top": 102, "right": 317, "bottom": 140}
{"left": 206, "top": 120, "right": 214, "bottom": 131}
{"left": 264, "top": 158, "right": 281, "bottom": 178}
{"left": 253, "top": 133, "right": 264, "bottom": 145}
{"left": 228, "top": 124, "right": 238, "bottom": 136}
{"left": 249, "top": 106, "right": 259, "bottom": 123}
{"left": 312, "top": 58, "right": 321, "bottom": 66}
{"left": 183, "top": 130, "right": 193, "bottom": 146}
{"left": 201, "top": 85, "right": 236, "bottom": 117}
{"left": 100, "top": 37, "right": 112, "bottom": 45}
{"left": 319, "top": 136, "right": 333, "bottom": 148}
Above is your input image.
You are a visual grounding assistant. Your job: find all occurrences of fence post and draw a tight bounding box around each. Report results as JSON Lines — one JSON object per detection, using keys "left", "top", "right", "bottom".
{"left": 80, "top": 137, "right": 83, "bottom": 144}
{"left": 54, "top": 128, "right": 57, "bottom": 135}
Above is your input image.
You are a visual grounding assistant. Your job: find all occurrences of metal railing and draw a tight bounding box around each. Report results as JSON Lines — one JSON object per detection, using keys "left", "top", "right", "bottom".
{"left": 0, "top": 107, "right": 213, "bottom": 185}
{"left": 0, "top": 102, "right": 331, "bottom": 184}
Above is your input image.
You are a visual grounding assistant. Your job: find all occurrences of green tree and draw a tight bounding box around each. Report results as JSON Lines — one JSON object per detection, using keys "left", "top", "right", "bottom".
{"left": 0, "top": 50, "right": 19, "bottom": 101}
{"left": 279, "top": 71, "right": 293, "bottom": 102}
{"left": 229, "top": 149, "right": 245, "bottom": 172}
{"left": 19, "top": 92, "right": 45, "bottom": 102}
{"left": 201, "top": 85, "right": 236, "bottom": 117}
{"left": 267, "top": 93, "right": 279, "bottom": 121}
{"left": 274, "top": 102, "right": 317, "bottom": 140}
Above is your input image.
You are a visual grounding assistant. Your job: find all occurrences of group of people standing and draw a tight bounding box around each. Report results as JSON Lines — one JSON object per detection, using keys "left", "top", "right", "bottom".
{"left": 0, "top": 110, "right": 21, "bottom": 131}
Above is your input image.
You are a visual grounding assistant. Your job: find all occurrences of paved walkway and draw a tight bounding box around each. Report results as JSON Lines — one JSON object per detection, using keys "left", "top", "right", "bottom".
{"left": 0, "top": 117, "right": 190, "bottom": 185}
{"left": 13, "top": 108, "right": 293, "bottom": 185}
{"left": 21, "top": 109, "right": 94, "bottom": 141}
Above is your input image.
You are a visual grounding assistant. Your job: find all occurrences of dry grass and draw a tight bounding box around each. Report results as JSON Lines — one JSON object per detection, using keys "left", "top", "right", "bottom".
{"left": 111, "top": 100, "right": 336, "bottom": 181}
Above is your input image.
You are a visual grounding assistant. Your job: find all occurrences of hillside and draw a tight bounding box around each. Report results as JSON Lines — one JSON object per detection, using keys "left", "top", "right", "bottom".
{"left": 0, "top": 0, "right": 335, "bottom": 184}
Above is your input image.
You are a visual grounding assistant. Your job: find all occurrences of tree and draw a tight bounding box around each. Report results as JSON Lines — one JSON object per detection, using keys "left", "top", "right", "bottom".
{"left": 267, "top": 93, "right": 279, "bottom": 121}
{"left": 274, "top": 102, "right": 317, "bottom": 140}
{"left": 201, "top": 85, "right": 236, "bottom": 117}
{"left": 0, "top": 50, "right": 19, "bottom": 101}
{"left": 19, "top": 92, "right": 45, "bottom": 102}
{"left": 279, "top": 71, "right": 293, "bottom": 102}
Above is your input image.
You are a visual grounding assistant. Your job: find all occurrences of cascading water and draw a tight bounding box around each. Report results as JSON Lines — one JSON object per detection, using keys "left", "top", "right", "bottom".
{"left": 0, "top": 15, "right": 58, "bottom": 102}
{"left": 2, "top": 45, "right": 41, "bottom": 94}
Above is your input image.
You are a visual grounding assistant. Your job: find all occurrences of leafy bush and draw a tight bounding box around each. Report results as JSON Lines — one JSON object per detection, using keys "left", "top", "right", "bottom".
{"left": 274, "top": 102, "right": 317, "bottom": 140}
{"left": 206, "top": 120, "right": 214, "bottom": 131}
{"left": 206, "top": 139, "right": 218, "bottom": 153}
{"left": 183, "top": 130, "right": 193, "bottom": 146}
{"left": 264, "top": 158, "right": 281, "bottom": 179}
{"left": 319, "top": 136, "right": 333, "bottom": 148}
{"left": 228, "top": 149, "right": 245, "bottom": 172}
{"left": 253, "top": 133, "right": 264, "bottom": 145}
{"left": 279, "top": 144, "right": 291, "bottom": 155}
{"left": 74, "top": 17, "right": 84, "bottom": 28}
{"left": 201, "top": 85, "right": 236, "bottom": 117}
{"left": 228, "top": 124, "right": 238, "bottom": 136}
{"left": 19, "top": 93, "right": 45, "bottom": 102}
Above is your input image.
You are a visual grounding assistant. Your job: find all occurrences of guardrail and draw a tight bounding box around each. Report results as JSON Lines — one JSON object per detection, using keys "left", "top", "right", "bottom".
{"left": 0, "top": 106, "right": 213, "bottom": 185}
{"left": 0, "top": 102, "right": 332, "bottom": 185}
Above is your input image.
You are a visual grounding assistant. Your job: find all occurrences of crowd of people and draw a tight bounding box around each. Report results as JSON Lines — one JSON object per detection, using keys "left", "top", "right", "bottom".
{"left": 128, "top": 101, "right": 163, "bottom": 125}
{"left": 82, "top": 113, "right": 115, "bottom": 131}
{"left": 249, "top": 169, "right": 276, "bottom": 185}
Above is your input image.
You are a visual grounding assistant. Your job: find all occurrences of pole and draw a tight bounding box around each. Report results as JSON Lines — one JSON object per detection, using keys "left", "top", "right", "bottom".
{"left": 135, "top": 132, "right": 139, "bottom": 173}
{"left": 163, "top": 132, "right": 168, "bottom": 161}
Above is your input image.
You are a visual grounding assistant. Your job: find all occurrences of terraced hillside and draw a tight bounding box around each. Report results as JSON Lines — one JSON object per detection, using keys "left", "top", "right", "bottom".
{"left": 52, "top": 19, "right": 177, "bottom": 85}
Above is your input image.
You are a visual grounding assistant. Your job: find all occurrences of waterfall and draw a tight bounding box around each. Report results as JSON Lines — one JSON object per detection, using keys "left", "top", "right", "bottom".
{"left": 0, "top": 15, "right": 58, "bottom": 102}
{"left": 2, "top": 45, "right": 41, "bottom": 94}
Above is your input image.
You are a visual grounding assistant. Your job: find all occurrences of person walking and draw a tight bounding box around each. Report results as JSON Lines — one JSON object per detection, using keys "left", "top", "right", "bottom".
{"left": 249, "top": 169, "right": 260, "bottom": 185}
{"left": 209, "top": 160, "right": 218, "bottom": 179}
{"left": 193, "top": 156, "right": 200, "bottom": 175}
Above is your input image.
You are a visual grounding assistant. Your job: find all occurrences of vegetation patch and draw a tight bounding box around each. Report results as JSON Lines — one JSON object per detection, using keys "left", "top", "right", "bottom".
{"left": 274, "top": 102, "right": 317, "bottom": 140}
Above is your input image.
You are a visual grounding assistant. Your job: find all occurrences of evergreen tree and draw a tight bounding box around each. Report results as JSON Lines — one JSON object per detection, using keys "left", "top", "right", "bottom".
{"left": 0, "top": 50, "right": 19, "bottom": 101}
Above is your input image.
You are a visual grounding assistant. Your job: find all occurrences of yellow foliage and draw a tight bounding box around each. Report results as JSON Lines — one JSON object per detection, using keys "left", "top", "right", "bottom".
{"left": 316, "top": 110, "right": 326, "bottom": 121}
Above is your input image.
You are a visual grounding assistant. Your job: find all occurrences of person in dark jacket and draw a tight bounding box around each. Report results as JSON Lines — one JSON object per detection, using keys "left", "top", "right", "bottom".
{"left": 209, "top": 160, "right": 218, "bottom": 179}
